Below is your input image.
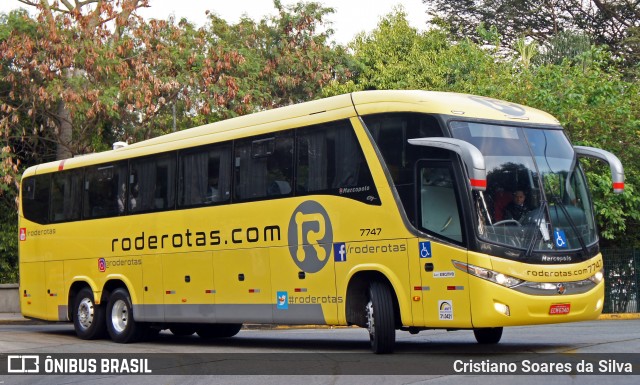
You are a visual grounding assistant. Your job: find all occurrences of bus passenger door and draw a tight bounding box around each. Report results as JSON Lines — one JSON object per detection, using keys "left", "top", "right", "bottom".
{"left": 415, "top": 160, "right": 471, "bottom": 328}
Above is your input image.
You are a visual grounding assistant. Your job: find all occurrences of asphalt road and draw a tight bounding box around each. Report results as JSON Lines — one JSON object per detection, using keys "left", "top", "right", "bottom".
{"left": 1, "top": 320, "right": 639, "bottom": 384}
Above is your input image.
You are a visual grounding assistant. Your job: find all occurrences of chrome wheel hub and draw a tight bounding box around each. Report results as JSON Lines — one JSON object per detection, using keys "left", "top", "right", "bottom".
{"left": 366, "top": 300, "right": 375, "bottom": 337}
{"left": 77, "top": 298, "right": 94, "bottom": 330}
{"left": 111, "top": 299, "right": 128, "bottom": 334}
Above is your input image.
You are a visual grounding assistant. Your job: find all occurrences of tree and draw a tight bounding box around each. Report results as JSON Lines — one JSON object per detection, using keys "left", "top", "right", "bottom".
{"left": 201, "top": 0, "right": 354, "bottom": 116}
{"left": 423, "top": 0, "right": 571, "bottom": 45}
{"left": 0, "top": 1, "right": 251, "bottom": 178}
{"left": 423, "top": 0, "right": 640, "bottom": 72}
{"left": 14, "top": 0, "right": 150, "bottom": 160}
{"left": 325, "top": 8, "right": 511, "bottom": 95}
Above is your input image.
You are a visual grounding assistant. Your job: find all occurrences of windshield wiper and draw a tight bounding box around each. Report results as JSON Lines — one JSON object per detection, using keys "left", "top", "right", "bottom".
{"left": 524, "top": 199, "right": 548, "bottom": 259}
{"left": 550, "top": 195, "right": 588, "bottom": 255}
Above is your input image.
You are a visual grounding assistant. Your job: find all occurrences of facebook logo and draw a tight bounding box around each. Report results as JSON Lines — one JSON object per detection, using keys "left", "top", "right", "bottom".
{"left": 333, "top": 242, "right": 347, "bottom": 262}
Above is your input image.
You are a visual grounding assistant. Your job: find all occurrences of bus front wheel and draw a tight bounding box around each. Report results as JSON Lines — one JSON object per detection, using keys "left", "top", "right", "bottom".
{"left": 473, "top": 327, "right": 503, "bottom": 344}
{"left": 73, "top": 287, "right": 106, "bottom": 340}
{"left": 106, "top": 288, "right": 143, "bottom": 343}
{"left": 366, "top": 281, "right": 395, "bottom": 354}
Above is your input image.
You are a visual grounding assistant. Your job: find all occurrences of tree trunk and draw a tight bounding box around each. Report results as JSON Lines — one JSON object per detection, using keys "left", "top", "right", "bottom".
{"left": 56, "top": 99, "right": 72, "bottom": 160}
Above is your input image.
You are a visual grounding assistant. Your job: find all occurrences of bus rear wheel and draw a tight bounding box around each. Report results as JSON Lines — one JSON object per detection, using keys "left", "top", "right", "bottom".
{"left": 473, "top": 327, "right": 503, "bottom": 344}
{"left": 365, "top": 281, "right": 395, "bottom": 354}
{"left": 73, "top": 287, "right": 106, "bottom": 340}
{"left": 106, "top": 288, "right": 143, "bottom": 343}
{"left": 196, "top": 324, "right": 242, "bottom": 339}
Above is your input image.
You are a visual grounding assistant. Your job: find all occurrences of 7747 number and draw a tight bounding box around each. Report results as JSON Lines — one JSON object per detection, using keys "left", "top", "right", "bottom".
{"left": 360, "top": 228, "right": 382, "bottom": 237}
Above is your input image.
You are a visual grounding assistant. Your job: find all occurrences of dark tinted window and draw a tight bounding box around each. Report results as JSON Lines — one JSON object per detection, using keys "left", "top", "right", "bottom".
{"left": 129, "top": 154, "right": 176, "bottom": 213}
{"left": 362, "top": 113, "right": 446, "bottom": 222}
{"left": 22, "top": 174, "right": 51, "bottom": 224}
{"left": 179, "top": 143, "right": 232, "bottom": 207}
{"left": 234, "top": 131, "right": 294, "bottom": 202}
{"left": 50, "top": 170, "right": 83, "bottom": 222}
{"left": 84, "top": 162, "right": 128, "bottom": 219}
{"left": 21, "top": 119, "right": 386, "bottom": 223}
{"left": 297, "top": 120, "right": 378, "bottom": 204}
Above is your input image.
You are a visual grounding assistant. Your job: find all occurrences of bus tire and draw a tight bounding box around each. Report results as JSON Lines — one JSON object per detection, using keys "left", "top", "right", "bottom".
{"left": 366, "top": 281, "right": 395, "bottom": 354}
{"left": 196, "top": 323, "right": 242, "bottom": 339}
{"left": 73, "top": 287, "right": 106, "bottom": 340}
{"left": 473, "top": 327, "right": 503, "bottom": 344}
{"left": 106, "top": 288, "right": 143, "bottom": 343}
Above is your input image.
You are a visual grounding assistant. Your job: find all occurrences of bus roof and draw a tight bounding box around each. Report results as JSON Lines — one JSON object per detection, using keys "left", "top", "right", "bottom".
{"left": 23, "top": 90, "right": 561, "bottom": 176}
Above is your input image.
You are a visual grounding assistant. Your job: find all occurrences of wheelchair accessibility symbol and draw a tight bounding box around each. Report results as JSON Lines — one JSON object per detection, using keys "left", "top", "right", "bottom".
{"left": 554, "top": 229, "right": 568, "bottom": 249}
{"left": 419, "top": 241, "right": 432, "bottom": 258}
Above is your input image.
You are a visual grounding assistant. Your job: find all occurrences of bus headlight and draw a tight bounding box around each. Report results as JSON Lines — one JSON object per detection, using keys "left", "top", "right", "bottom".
{"left": 452, "top": 261, "right": 523, "bottom": 288}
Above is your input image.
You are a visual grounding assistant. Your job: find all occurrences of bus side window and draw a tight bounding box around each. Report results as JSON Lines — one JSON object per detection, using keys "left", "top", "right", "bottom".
{"left": 84, "top": 163, "right": 127, "bottom": 219}
{"left": 129, "top": 154, "right": 176, "bottom": 213}
{"left": 22, "top": 174, "right": 51, "bottom": 224}
{"left": 179, "top": 143, "right": 232, "bottom": 207}
{"left": 234, "top": 131, "right": 293, "bottom": 202}
{"left": 296, "top": 120, "right": 377, "bottom": 204}
{"left": 50, "top": 170, "right": 82, "bottom": 222}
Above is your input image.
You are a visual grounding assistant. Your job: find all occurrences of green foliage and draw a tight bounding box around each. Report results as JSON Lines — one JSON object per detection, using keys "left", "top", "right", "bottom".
{"left": 201, "top": 0, "right": 353, "bottom": 114}
{"left": 535, "top": 31, "right": 591, "bottom": 66}
{"left": 0, "top": 203, "right": 17, "bottom": 283}
{"left": 587, "top": 167, "right": 640, "bottom": 244}
{"left": 423, "top": 0, "right": 640, "bottom": 73}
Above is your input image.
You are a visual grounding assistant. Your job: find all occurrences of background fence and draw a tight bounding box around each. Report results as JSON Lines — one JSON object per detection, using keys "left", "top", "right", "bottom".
{"left": 602, "top": 248, "right": 639, "bottom": 313}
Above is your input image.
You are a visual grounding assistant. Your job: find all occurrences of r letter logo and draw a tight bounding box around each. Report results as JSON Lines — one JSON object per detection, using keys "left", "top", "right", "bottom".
{"left": 288, "top": 201, "right": 333, "bottom": 273}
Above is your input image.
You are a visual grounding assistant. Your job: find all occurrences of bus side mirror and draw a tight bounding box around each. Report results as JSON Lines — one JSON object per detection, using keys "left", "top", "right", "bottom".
{"left": 408, "top": 137, "right": 487, "bottom": 191}
{"left": 574, "top": 146, "right": 625, "bottom": 194}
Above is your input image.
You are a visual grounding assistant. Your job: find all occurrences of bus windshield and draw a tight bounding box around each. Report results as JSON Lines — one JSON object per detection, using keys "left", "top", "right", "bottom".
{"left": 450, "top": 121, "right": 597, "bottom": 253}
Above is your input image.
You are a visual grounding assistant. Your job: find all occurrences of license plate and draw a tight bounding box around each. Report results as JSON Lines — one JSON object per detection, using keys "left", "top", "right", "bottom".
{"left": 549, "top": 303, "right": 571, "bottom": 315}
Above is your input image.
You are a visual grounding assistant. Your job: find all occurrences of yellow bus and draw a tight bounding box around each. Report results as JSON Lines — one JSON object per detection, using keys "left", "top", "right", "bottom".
{"left": 18, "top": 90, "right": 624, "bottom": 353}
